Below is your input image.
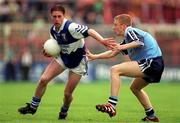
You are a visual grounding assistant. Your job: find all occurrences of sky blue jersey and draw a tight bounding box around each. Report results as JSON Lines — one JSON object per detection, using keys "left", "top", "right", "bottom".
{"left": 123, "top": 26, "right": 162, "bottom": 61}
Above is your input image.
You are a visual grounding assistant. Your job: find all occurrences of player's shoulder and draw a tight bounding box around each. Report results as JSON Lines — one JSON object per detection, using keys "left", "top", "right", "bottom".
{"left": 125, "top": 26, "right": 135, "bottom": 32}
{"left": 68, "top": 22, "right": 84, "bottom": 29}
{"left": 69, "top": 23, "right": 88, "bottom": 35}
{"left": 125, "top": 26, "right": 145, "bottom": 35}
{"left": 125, "top": 26, "right": 133, "bottom": 35}
{"left": 68, "top": 22, "right": 78, "bottom": 30}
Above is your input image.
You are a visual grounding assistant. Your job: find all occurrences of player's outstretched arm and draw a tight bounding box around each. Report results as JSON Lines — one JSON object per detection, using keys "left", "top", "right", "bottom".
{"left": 88, "top": 29, "right": 116, "bottom": 49}
{"left": 86, "top": 49, "right": 119, "bottom": 61}
{"left": 114, "top": 41, "right": 142, "bottom": 51}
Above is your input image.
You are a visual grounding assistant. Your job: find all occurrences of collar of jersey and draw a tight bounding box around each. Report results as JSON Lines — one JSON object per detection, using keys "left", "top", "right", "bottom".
{"left": 125, "top": 26, "right": 133, "bottom": 35}
{"left": 53, "top": 18, "right": 67, "bottom": 33}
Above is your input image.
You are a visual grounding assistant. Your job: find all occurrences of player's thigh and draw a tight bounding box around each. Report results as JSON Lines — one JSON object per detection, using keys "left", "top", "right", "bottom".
{"left": 64, "top": 58, "right": 87, "bottom": 94}
{"left": 130, "top": 78, "right": 149, "bottom": 91}
{"left": 112, "top": 61, "right": 144, "bottom": 78}
{"left": 41, "top": 59, "right": 65, "bottom": 81}
{"left": 64, "top": 71, "right": 82, "bottom": 94}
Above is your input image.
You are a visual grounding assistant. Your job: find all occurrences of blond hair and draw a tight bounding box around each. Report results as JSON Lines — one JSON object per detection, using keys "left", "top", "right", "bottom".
{"left": 114, "top": 14, "right": 132, "bottom": 26}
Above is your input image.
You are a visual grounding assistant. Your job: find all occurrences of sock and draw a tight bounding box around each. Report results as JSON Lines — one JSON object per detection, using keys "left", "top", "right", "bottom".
{"left": 108, "top": 96, "right": 118, "bottom": 109}
{"left": 60, "top": 106, "right": 68, "bottom": 113}
{"left": 145, "top": 107, "right": 155, "bottom": 118}
{"left": 31, "top": 96, "right": 41, "bottom": 109}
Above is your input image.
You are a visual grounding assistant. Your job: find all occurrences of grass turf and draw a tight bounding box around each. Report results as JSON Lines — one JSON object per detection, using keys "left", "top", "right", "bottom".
{"left": 0, "top": 81, "right": 180, "bottom": 123}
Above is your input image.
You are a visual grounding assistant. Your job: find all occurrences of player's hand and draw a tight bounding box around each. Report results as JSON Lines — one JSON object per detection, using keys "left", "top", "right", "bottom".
{"left": 111, "top": 43, "right": 122, "bottom": 52}
{"left": 86, "top": 49, "right": 96, "bottom": 61}
{"left": 43, "top": 49, "right": 52, "bottom": 57}
{"left": 102, "top": 37, "right": 117, "bottom": 50}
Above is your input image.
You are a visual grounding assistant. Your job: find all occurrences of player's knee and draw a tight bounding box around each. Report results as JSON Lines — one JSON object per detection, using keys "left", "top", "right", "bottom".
{"left": 110, "top": 66, "right": 121, "bottom": 75}
{"left": 130, "top": 86, "right": 136, "bottom": 94}
{"left": 130, "top": 85, "right": 140, "bottom": 94}
{"left": 39, "top": 76, "right": 49, "bottom": 86}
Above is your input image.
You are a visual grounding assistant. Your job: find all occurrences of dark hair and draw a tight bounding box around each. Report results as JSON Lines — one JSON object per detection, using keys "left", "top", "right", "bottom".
{"left": 50, "top": 4, "right": 65, "bottom": 14}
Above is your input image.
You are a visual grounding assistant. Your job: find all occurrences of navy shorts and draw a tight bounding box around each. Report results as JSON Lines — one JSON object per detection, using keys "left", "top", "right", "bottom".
{"left": 137, "top": 56, "right": 164, "bottom": 83}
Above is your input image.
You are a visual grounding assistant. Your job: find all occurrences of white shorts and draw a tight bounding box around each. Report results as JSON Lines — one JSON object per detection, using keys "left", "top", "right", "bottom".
{"left": 55, "top": 56, "right": 87, "bottom": 75}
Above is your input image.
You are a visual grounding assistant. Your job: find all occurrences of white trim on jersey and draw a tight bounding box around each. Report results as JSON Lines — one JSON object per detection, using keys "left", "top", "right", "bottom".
{"left": 68, "top": 23, "right": 88, "bottom": 39}
{"left": 53, "top": 19, "right": 67, "bottom": 33}
{"left": 131, "top": 30, "right": 139, "bottom": 40}
{"left": 127, "top": 32, "right": 135, "bottom": 40}
{"left": 49, "top": 31, "right": 85, "bottom": 55}
{"left": 60, "top": 39, "right": 85, "bottom": 54}
{"left": 49, "top": 19, "right": 68, "bottom": 38}
{"left": 79, "top": 25, "right": 88, "bottom": 33}
{"left": 128, "top": 31, "right": 144, "bottom": 46}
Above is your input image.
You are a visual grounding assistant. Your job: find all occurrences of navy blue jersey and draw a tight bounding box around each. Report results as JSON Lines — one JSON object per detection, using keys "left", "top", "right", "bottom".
{"left": 50, "top": 19, "right": 89, "bottom": 68}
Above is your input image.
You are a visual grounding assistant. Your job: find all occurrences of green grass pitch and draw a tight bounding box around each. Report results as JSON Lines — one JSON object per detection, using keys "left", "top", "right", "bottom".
{"left": 0, "top": 81, "right": 180, "bottom": 123}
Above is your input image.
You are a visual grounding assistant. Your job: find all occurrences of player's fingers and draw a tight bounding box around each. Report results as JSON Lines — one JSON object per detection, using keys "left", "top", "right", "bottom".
{"left": 86, "top": 49, "right": 90, "bottom": 54}
{"left": 105, "top": 37, "right": 114, "bottom": 40}
{"left": 86, "top": 54, "right": 94, "bottom": 61}
{"left": 43, "top": 49, "right": 51, "bottom": 57}
{"left": 87, "top": 57, "right": 93, "bottom": 61}
{"left": 88, "top": 59, "right": 93, "bottom": 61}
{"left": 107, "top": 45, "right": 115, "bottom": 50}
{"left": 105, "top": 37, "right": 116, "bottom": 43}
{"left": 86, "top": 53, "right": 91, "bottom": 57}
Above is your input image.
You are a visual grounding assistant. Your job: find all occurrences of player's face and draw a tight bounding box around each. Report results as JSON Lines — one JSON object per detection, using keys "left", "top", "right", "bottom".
{"left": 113, "top": 20, "right": 124, "bottom": 36}
{"left": 51, "top": 11, "right": 64, "bottom": 27}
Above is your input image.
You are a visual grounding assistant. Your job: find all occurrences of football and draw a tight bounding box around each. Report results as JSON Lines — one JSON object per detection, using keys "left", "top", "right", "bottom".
{"left": 43, "top": 38, "right": 61, "bottom": 57}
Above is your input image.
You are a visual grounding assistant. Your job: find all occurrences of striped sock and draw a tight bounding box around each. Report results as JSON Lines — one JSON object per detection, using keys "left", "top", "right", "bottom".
{"left": 108, "top": 96, "right": 118, "bottom": 108}
{"left": 31, "top": 96, "right": 41, "bottom": 109}
{"left": 145, "top": 107, "right": 155, "bottom": 118}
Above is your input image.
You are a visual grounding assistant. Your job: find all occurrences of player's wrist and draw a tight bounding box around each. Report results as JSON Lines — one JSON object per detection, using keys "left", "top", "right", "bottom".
{"left": 92, "top": 54, "right": 98, "bottom": 59}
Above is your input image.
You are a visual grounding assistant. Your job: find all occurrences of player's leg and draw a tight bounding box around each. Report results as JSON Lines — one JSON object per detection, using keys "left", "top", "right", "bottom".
{"left": 58, "top": 71, "right": 82, "bottom": 119}
{"left": 18, "top": 59, "right": 65, "bottom": 115}
{"left": 130, "top": 78, "right": 151, "bottom": 109}
{"left": 58, "top": 57, "right": 87, "bottom": 119}
{"left": 34, "top": 59, "right": 65, "bottom": 98}
{"left": 130, "top": 78, "right": 159, "bottom": 122}
{"left": 129, "top": 57, "right": 164, "bottom": 122}
{"left": 110, "top": 61, "right": 144, "bottom": 96}
{"left": 96, "top": 61, "right": 144, "bottom": 117}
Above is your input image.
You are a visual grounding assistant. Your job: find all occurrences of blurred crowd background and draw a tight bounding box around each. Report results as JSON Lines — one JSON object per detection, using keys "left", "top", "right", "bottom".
{"left": 0, "top": 0, "right": 179, "bottom": 82}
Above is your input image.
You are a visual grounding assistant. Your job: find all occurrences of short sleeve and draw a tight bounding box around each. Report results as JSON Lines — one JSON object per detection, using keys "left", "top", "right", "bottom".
{"left": 68, "top": 23, "right": 89, "bottom": 39}
{"left": 126, "top": 27, "right": 144, "bottom": 46}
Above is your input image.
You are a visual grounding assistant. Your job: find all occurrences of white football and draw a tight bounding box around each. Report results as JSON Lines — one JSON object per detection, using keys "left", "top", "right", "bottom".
{"left": 43, "top": 38, "right": 61, "bottom": 57}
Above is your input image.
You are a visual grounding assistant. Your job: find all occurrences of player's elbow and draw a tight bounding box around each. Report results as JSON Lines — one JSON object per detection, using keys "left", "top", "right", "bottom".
{"left": 87, "top": 28, "right": 94, "bottom": 35}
